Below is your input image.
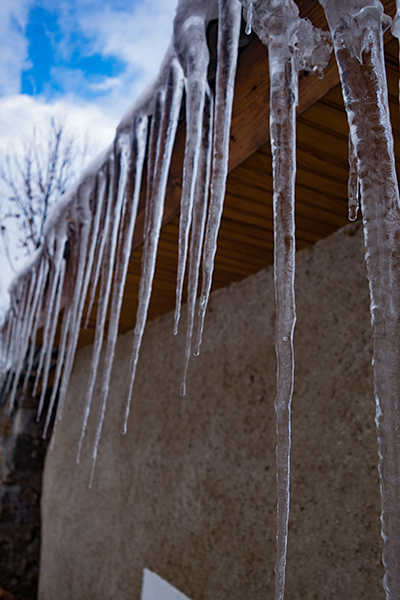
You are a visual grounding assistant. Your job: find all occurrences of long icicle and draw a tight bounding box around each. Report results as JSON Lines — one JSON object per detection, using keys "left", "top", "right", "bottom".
{"left": 173, "top": 6, "right": 210, "bottom": 335}
{"left": 181, "top": 85, "right": 213, "bottom": 396}
{"left": 56, "top": 178, "right": 97, "bottom": 424}
{"left": 195, "top": 0, "right": 242, "bottom": 355}
{"left": 43, "top": 301, "right": 72, "bottom": 440}
{"left": 0, "top": 310, "right": 14, "bottom": 386}
{"left": 22, "top": 257, "right": 50, "bottom": 394}
{"left": 84, "top": 169, "right": 112, "bottom": 329}
{"left": 319, "top": 1, "right": 400, "bottom": 597}
{"left": 241, "top": 3, "right": 331, "bottom": 597}
{"left": 36, "top": 256, "right": 67, "bottom": 421}
{"left": 4, "top": 279, "right": 30, "bottom": 409}
{"left": 123, "top": 57, "right": 184, "bottom": 433}
{"left": 348, "top": 135, "right": 360, "bottom": 221}
{"left": 45, "top": 239, "right": 78, "bottom": 442}
{"left": 46, "top": 170, "right": 108, "bottom": 441}
{"left": 89, "top": 116, "right": 148, "bottom": 487}
{"left": 32, "top": 228, "right": 68, "bottom": 401}
{"left": 268, "top": 21, "right": 298, "bottom": 600}
{"left": 391, "top": 1, "right": 400, "bottom": 104}
{"left": 77, "top": 134, "right": 132, "bottom": 462}
{"left": 6, "top": 268, "right": 38, "bottom": 413}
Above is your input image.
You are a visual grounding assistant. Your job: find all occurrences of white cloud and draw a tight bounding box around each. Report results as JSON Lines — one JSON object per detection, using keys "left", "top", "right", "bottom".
{"left": 0, "top": 0, "right": 30, "bottom": 95}
{"left": 79, "top": 1, "right": 176, "bottom": 68}
{"left": 0, "top": 93, "right": 117, "bottom": 158}
{"left": 76, "top": 0, "right": 178, "bottom": 112}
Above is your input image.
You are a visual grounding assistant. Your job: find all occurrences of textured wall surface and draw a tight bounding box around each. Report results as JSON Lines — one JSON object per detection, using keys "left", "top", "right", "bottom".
{"left": 39, "top": 222, "right": 383, "bottom": 600}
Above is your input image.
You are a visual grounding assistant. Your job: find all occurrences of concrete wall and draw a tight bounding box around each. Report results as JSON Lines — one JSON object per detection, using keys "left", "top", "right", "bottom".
{"left": 39, "top": 222, "right": 384, "bottom": 600}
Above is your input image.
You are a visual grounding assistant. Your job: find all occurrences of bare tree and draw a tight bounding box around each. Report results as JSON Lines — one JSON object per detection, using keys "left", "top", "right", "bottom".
{"left": 0, "top": 117, "right": 92, "bottom": 272}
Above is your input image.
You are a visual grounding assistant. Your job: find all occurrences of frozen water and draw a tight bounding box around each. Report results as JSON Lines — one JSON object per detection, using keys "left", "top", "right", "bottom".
{"left": 90, "top": 116, "right": 148, "bottom": 486}
{"left": 33, "top": 227, "right": 68, "bottom": 404}
{"left": 22, "top": 258, "right": 50, "bottom": 395}
{"left": 55, "top": 180, "right": 93, "bottom": 430}
{"left": 77, "top": 134, "right": 132, "bottom": 462}
{"left": 195, "top": 0, "right": 242, "bottom": 355}
{"left": 181, "top": 85, "right": 213, "bottom": 396}
{"left": 241, "top": 2, "right": 331, "bottom": 598}
{"left": 123, "top": 56, "right": 184, "bottom": 433}
{"left": 348, "top": 136, "right": 360, "bottom": 221}
{"left": 173, "top": 3, "right": 210, "bottom": 335}
{"left": 43, "top": 302, "right": 72, "bottom": 440}
{"left": 319, "top": 1, "right": 400, "bottom": 597}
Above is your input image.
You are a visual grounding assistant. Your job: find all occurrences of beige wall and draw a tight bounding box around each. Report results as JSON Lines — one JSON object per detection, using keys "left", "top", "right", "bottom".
{"left": 39, "top": 222, "right": 384, "bottom": 600}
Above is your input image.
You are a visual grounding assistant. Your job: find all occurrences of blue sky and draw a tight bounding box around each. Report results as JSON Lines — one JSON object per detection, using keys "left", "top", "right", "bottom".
{"left": 21, "top": 6, "right": 126, "bottom": 98}
{"left": 0, "top": 0, "right": 177, "bottom": 307}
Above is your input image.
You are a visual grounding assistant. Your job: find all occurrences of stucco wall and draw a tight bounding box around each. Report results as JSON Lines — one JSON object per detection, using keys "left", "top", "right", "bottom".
{"left": 39, "top": 222, "right": 384, "bottom": 600}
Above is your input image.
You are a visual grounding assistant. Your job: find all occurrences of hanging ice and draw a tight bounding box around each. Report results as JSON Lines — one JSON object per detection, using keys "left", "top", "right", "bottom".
{"left": 5, "top": 270, "right": 37, "bottom": 414}
{"left": 123, "top": 56, "right": 184, "bottom": 433}
{"left": 77, "top": 134, "right": 132, "bottom": 462}
{"left": 240, "top": 2, "right": 331, "bottom": 598}
{"left": 33, "top": 226, "right": 68, "bottom": 410}
{"left": 319, "top": 0, "right": 400, "bottom": 597}
{"left": 173, "top": 0, "right": 211, "bottom": 336}
{"left": 195, "top": 0, "right": 242, "bottom": 355}
{"left": 22, "top": 258, "right": 50, "bottom": 395}
{"left": 90, "top": 115, "right": 148, "bottom": 486}
{"left": 348, "top": 136, "right": 360, "bottom": 221}
{"left": 180, "top": 85, "right": 213, "bottom": 396}
{"left": 52, "top": 178, "right": 94, "bottom": 429}
{"left": 391, "top": 0, "right": 400, "bottom": 103}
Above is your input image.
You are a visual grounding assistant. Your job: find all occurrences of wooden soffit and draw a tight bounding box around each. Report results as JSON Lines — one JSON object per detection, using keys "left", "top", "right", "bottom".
{"left": 78, "top": 0, "right": 398, "bottom": 348}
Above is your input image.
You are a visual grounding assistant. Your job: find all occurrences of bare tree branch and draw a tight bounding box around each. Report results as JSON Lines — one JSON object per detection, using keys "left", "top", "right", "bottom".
{"left": 0, "top": 116, "right": 95, "bottom": 268}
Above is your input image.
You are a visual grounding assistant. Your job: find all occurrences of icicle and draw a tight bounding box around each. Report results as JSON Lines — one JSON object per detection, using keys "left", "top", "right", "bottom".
{"left": 56, "top": 179, "right": 97, "bottom": 425}
{"left": 4, "top": 279, "right": 30, "bottom": 410}
{"left": 32, "top": 226, "right": 68, "bottom": 404}
{"left": 241, "top": 3, "right": 331, "bottom": 598}
{"left": 173, "top": 6, "right": 210, "bottom": 335}
{"left": 43, "top": 302, "right": 72, "bottom": 440}
{"left": 0, "top": 312, "right": 14, "bottom": 386}
{"left": 319, "top": 1, "right": 400, "bottom": 597}
{"left": 5, "top": 280, "right": 28, "bottom": 374}
{"left": 36, "top": 257, "right": 67, "bottom": 421}
{"left": 391, "top": 1, "right": 400, "bottom": 104}
{"left": 5, "top": 269, "right": 38, "bottom": 413}
{"left": 84, "top": 168, "right": 112, "bottom": 329}
{"left": 89, "top": 116, "right": 148, "bottom": 487}
{"left": 181, "top": 85, "right": 213, "bottom": 396}
{"left": 18, "top": 260, "right": 45, "bottom": 393}
{"left": 55, "top": 171, "right": 107, "bottom": 419}
{"left": 1, "top": 287, "right": 20, "bottom": 384}
{"left": 195, "top": 0, "right": 242, "bottom": 355}
{"left": 245, "top": 0, "right": 253, "bottom": 35}
{"left": 348, "top": 136, "right": 360, "bottom": 221}
{"left": 77, "top": 134, "right": 132, "bottom": 463}
{"left": 123, "top": 57, "right": 184, "bottom": 434}
{"left": 22, "top": 258, "right": 50, "bottom": 394}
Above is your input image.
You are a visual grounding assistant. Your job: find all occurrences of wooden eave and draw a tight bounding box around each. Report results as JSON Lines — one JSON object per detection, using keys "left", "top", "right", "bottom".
{"left": 77, "top": 0, "right": 399, "bottom": 349}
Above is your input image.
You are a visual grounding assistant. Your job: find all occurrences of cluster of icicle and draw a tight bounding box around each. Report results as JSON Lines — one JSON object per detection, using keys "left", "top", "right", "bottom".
{"left": 1, "top": 0, "right": 400, "bottom": 598}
